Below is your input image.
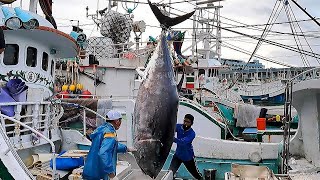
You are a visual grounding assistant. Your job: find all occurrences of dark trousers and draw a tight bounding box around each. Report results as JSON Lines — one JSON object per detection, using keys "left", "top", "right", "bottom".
{"left": 169, "top": 155, "right": 203, "bottom": 180}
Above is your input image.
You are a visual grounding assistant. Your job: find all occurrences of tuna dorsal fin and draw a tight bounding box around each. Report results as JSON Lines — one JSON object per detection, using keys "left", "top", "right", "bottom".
{"left": 148, "top": 0, "right": 195, "bottom": 29}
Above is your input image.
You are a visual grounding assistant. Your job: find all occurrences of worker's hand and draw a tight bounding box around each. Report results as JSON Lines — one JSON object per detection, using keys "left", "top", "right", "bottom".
{"left": 127, "top": 147, "right": 137, "bottom": 152}
{"left": 110, "top": 177, "right": 119, "bottom": 180}
{"left": 108, "top": 173, "right": 116, "bottom": 178}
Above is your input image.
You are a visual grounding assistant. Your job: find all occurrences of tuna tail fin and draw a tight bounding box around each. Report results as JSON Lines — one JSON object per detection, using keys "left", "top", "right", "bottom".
{"left": 148, "top": 0, "right": 195, "bottom": 29}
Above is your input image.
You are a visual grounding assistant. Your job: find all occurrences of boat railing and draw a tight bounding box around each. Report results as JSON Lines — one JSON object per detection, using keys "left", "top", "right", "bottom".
{"left": 180, "top": 96, "right": 204, "bottom": 110}
{"left": 179, "top": 96, "right": 227, "bottom": 124}
{"left": 0, "top": 113, "right": 58, "bottom": 180}
{"left": 214, "top": 88, "right": 244, "bottom": 103}
{"left": 289, "top": 66, "right": 320, "bottom": 84}
{"left": 237, "top": 81, "right": 286, "bottom": 96}
{"left": 239, "top": 67, "right": 320, "bottom": 96}
{"left": 58, "top": 94, "right": 137, "bottom": 100}
{"left": 59, "top": 101, "right": 107, "bottom": 137}
{"left": 84, "top": 40, "right": 155, "bottom": 61}
{"left": 0, "top": 101, "right": 61, "bottom": 142}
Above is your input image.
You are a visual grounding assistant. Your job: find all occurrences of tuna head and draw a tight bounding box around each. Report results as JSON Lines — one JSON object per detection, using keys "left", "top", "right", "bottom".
{"left": 133, "top": 139, "right": 164, "bottom": 178}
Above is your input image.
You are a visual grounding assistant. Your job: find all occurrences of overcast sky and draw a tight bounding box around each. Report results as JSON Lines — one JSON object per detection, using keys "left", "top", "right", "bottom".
{"left": 13, "top": 0, "right": 320, "bottom": 68}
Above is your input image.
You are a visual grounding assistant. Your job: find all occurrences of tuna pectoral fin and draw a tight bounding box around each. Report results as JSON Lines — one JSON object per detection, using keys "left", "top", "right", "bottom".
{"left": 148, "top": 0, "right": 195, "bottom": 28}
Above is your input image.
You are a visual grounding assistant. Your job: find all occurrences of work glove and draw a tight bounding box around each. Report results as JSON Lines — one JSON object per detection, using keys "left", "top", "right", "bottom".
{"left": 110, "top": 177, "right": 119, "bottom": 180}
{"left": 127, "top": 147, "right": 137, "bottom": 152}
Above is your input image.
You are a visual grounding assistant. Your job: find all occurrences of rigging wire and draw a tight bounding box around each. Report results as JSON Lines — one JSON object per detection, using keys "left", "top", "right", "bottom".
{"left": 167, "top": 4, "right": 320, "bottom": 39}
{"left": 171, "top": 26, "right": 320, "bottom": 38}
{"left": 121, "top": 0, "right": 139, "bottom": 13}
{"left": 221, "top": 42, "right": 294, "bottom": 67}
{"left": 287, "top": 2, "right": 320, "bottom": 65}
{"left": 54, "top": 0, "right": 320, "bottom": 68}
{"left": 284, "top": 1, "right": 310, "bottom": 67}
{"left": 166, "top": 2, "right": 320, "bottom": 59}
{"left": 154, "top": 2, "right": 320, "bottom": 67}
{"left": 290, "top": 0, "right": 320, "bottom": 27}
{"left": 226, "top": 0, "right": 284, "bottom": 89}
{"left": 223, "top": 17, "right": 320, "bottom": 29}
{"left": 216, "top": 25, "right": 320, "bottom": 59}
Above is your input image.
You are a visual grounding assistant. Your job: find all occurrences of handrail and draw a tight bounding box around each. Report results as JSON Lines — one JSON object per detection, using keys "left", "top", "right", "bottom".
{"left": 289, "top": 66, "right": 320, "bottom": 83}
{"left": 85, "top": 42, "right": 155, "bottom": 60}
{"left": 0, "top": 114, "right": 58, "bottom": 180}
{"left": 230, "top": 67, "right": 320, "bottom": 97}
{"left": 59, "top": 102, "right": 107, "bottom": 136}
{"left": 57, "top": 94, "right": 137, "bottom": 99}
{"left": 180, "top": 97, "right": 226, "bottom": 124}
{"left": 0, "top": 116, "right": 35, "bottom": 180}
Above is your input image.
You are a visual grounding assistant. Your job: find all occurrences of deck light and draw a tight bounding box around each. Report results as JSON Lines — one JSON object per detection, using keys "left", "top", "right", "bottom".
{"left": 2, "top": 7, "right": 22, "bottom": 30}
{"left": 70, "top": 31, "right": 87, "bottom": 43}
{"left": 14, "top": 7, "right": 39, "bottom": 29}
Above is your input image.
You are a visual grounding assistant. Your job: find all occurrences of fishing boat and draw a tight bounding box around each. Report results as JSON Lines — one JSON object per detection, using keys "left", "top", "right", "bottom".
{"left": 0, "top": 0, "right": 319, "bottom": 180}
{"left": 0, "top": 1, "right": 173, "bottom": 179}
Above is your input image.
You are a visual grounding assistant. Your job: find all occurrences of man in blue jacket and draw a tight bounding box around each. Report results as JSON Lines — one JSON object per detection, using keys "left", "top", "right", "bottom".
{"left": 83, "top": 110, "right": 135, "bottom": 180}
{"left": 169, "top": 114, "right": 203, "bottom": 179}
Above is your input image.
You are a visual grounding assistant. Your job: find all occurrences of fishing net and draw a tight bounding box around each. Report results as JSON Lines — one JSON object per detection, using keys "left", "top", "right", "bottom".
{"left": 86, "top": 37, "right": 116, "bottom": 60}
{"left": 100, "top": 10, "right": 133, "bottom": 43}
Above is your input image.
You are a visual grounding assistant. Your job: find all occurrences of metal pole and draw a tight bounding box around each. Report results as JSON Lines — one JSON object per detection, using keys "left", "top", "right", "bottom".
{"left": 192, "top": 14, "right": 196, "bottom": 57}
{"left": 29, "top": 0, "right": 39, "bottom": 13}
{"left": 216, "top": 6, "right": 221, "bottom": 62}
{"left": 83, "top": 110, "right": 86, "bottom": 136}
{"left": 281, "top": 80, "right": 292, "bottom": 174}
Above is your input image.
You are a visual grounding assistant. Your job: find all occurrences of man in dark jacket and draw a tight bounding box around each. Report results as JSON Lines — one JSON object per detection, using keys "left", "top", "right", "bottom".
{"left": 169, "top": 114, "right": 203, "bottom": 179}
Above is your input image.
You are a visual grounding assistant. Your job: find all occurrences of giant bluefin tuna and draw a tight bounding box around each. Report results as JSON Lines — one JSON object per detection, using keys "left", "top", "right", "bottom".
{"left": 133, "top": 1, "right": 195, "bottom": 178}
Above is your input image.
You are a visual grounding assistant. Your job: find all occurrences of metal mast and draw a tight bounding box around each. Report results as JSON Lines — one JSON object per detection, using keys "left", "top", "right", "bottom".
{"left": 281, "top": 79, "right": 293, "bottom": 174}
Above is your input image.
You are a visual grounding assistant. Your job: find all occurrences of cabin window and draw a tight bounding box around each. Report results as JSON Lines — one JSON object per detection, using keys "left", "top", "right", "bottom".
{"left": 3, "top": 44, "right": 19, "bottom": 65}
{"left": 26, "top": 47, "right": 37, "bottom": 67}
{"left": 42, "top": 52, "right": 48, "bottom": 71}
{"left": 199, "top": 69, "right": 205, "bottom": 76}
{"left": 50, "top": 60, "right": 54, "bottom": 76}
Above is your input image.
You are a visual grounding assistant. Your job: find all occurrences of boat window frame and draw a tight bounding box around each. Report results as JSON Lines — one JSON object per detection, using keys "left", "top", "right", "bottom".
{"left": 199, "top": 69, "right": 205, "bottom": 76}
{"left": 42, "top": 52, "right": 49, "bottom": 71}
{"left": 50, "top": 60, "right": 54, "bottom": 76}
{"left": 208, "top": 69, "right": 212, "bottom": 77}
{"left": 3, "top": 44, "right": 19, "bottom": 66}
{"left": 26, "top": 46, "right": 37, "bottom": 67}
